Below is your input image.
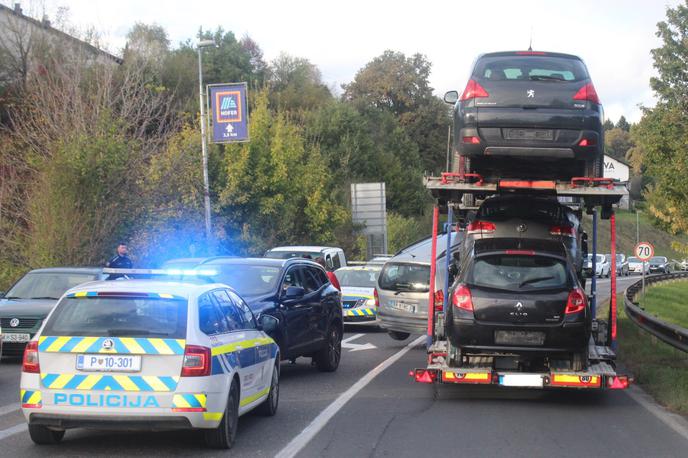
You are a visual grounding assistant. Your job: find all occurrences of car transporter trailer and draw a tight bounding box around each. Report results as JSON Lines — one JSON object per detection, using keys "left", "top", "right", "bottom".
{"left": 411, "top": 172, "right": 632, "bottom": 391}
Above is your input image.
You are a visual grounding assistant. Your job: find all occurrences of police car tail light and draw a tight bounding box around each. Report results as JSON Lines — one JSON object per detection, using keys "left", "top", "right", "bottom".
{"left": 22, "top": 341, "right": 40, "bottom": 374}
{"left": 565, "top": 288, "right": 587, "bottom": 315}
{"left": 374, "top": 288, "right": 379, "bottom": 308}
{"left": 181, "top": 345, "right": 211, "bottom": 377}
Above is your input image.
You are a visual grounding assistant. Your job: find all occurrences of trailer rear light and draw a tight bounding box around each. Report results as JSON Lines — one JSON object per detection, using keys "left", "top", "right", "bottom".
{"left": 411, "top": 369, "right": 438, "bottom": 383}
{"left": 607, "top": 375, "right": 631, "bottom": 389}
{"left": 462, "top": 136, "right": 481, "bottom": 144}
{"left": 466, "top": 220, "right": 496, "bottom": 235}
{"left": 374, "top": 288, "right": 379, "bottom": 308}
{"left": 498, "top": 180, "right": 556, "bottom": 190}
{"left": 505, "top": 250, "right": 535, "bottom": 255}
{"left": 434, "top": 290, "right": 444, "bottom": 311}
{"left": 549, "top": 225, "right": 576, "bottom": 237}
{"left": 459, "top": 79, "right": 489, "bottom": 101}
{"left": 572, "top": 82, "right": 600, "bottom": 104}
{"left": 565, "top": 288, "right": 587, "bottom": 314}
{"left": 22, "top": 341, "right": 40, "bottom": 374}
{"left": 452, "top": 284, "right": 473, "bottom": 311}
{"left": 578, "top": 138, "right": 597, "bottom": 147}
{"left": 181, "top": 345, "right": 211, "bottom": 377}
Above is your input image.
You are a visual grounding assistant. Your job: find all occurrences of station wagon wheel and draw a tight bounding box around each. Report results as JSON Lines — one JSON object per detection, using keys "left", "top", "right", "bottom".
{"left": 314, "top": 325, "right": 341, "bottom": 372}
{"left": 28, "top": 424, "right": 65, "bottom": 445}
{"left": 257, "top": 361, "right": 280, "bottom": 416}
{"left": 205, "top": 379, "right": 239, "bottom": 449}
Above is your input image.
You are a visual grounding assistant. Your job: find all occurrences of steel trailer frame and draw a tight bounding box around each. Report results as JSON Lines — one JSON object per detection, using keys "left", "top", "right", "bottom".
{"left": 412, "top": 173, "right": 631, "bottom": 390}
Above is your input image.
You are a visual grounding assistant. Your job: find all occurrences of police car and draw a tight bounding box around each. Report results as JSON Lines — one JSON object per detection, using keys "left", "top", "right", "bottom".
{"left": 334, "top": 265, "right": 382, "bottom": 325}
{"left": 20, "top": 273, "right": 280, "bottom": 449}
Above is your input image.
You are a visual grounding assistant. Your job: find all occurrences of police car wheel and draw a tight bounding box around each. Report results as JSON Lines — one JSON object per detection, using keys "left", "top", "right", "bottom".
{"left": 257, "top": 361, "right": 280, "bottom": 416}
{"left": 387, "top": 330, "right": 410, "bottom": 341}
{"left": 314, "top": 325, "right": 341, "bottom": 372}
{"left": 28, "top": 424, "right": 65, "bottom": 445}
{"left": 205, "top": 380, "right": 239, "bottom": 449}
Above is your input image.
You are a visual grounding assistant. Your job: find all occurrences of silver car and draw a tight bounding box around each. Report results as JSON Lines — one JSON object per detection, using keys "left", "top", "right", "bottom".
{"left": 377, "top": 233, "right": 461, "bottom": 341}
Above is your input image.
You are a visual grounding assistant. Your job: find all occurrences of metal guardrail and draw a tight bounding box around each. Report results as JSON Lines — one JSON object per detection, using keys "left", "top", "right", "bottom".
{"left": 624, "top": 272, "right": 688, "bottom": 352}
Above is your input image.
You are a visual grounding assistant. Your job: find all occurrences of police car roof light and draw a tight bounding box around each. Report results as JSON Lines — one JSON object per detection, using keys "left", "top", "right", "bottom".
{"left": 103, "top": 268, "right": 218, "bottom": 278}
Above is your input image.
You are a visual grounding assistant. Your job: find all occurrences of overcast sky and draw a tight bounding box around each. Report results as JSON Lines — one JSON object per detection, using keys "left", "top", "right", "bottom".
{"left": 11, "top": 0, "right": 682, "bottom": 123}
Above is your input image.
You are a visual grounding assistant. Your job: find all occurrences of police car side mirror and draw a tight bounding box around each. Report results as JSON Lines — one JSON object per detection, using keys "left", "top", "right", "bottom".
{"left": 260, "top": 315, "right": 279, "bottom": 333}
{"left": 284, "top": 286, "right": 305, "bottom": 299}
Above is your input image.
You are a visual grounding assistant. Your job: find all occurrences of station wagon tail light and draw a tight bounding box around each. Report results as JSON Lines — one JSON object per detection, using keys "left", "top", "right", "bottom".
{"left": 374, "top": 288, "right": 379, "bottom": 307}
{"left": 22, "top": 341, "right": 40, "bottom": 373}
{"left": 565, "top": 288, "right": 587, "bottom": 314}
{"left": 434, "top": 290, "right": 444, "bottom": 311}
{"left": 549, "top": 225, "right": 576, "bottom": 237}
{"left": 466, "top": 221, "right": 496, "bottom": 235}
{"left": 181, "top": 345, "right": 211, "bottom": 377}
{"left": 459, "top": 79, "right": 489, "bottom": 101}
{"left": 452, "top": 284, "right": 474, "bottom": 311}
{"left": 572, "top": 82, "right": 600, "bottom": 104}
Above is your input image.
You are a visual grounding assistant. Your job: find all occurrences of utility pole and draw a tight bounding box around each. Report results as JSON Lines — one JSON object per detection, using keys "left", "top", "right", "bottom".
{"left": 197, "top": 38, "right": 216, "bottom": 243}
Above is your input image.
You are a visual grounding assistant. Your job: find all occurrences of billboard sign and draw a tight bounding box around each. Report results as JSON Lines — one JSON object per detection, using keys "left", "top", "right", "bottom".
{"left": 351, "top": 183, "right": 387, "bottom": 259}
{"left": 208, "top": 82, "right": 249, "bottom": 143}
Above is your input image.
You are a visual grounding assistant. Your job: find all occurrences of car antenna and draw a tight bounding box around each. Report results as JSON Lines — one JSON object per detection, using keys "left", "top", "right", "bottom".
{"left": 528, "top": 26, "right": 533, "bottom": 51}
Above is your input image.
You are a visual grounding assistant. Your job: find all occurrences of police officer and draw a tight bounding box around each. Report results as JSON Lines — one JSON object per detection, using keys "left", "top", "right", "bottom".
{"left": 106, "top": 243, "right": 133, "bottom": 269}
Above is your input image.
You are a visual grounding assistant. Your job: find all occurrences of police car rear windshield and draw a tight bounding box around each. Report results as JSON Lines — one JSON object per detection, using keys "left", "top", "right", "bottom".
{"left": 42, "top": 297, "right": 187, "bottom": 338}
{"left": 335, "top": 269, "right": 380, "bottom": 288}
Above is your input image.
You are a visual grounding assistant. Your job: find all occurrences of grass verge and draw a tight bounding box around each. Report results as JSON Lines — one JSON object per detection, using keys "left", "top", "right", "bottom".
{"left": 639, "top": 280, "right": 688, "bottom": 329}
{"left": 615, "top": 291, "right": 688, "bottom": 415}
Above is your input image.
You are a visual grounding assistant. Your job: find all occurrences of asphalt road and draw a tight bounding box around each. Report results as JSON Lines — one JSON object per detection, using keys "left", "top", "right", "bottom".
{"left": 0, "top": 274, "right": 686, "bottom": 457}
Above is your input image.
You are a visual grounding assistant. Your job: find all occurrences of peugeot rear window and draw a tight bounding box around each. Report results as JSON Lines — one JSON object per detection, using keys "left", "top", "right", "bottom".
{"left": 473, "top": 56, "right": 588, "bottom": 82}
{"left": 477, "top": 199, "right": 565, "bottom": 224}
{"left": 467, "top": 254, "right": 570, "bottom": 291}
{"left": 378, "top": 263, "right": 430, "bottom": 292}
{"left": 42, "top": 297, "right": 187, "bottom": 338}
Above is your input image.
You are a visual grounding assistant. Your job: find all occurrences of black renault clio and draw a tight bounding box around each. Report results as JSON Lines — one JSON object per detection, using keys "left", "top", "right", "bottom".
{"left": 446, "top": 238, "right": 590, "bottom": 371}
{"left": 445, "top": 51, "right": 604, "bottom": 181}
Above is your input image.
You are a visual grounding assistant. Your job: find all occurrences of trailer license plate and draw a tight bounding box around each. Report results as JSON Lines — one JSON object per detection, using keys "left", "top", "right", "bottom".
{"left": 500, "top": 374, "right": 544, "bottom": 387}
{"left": 77, "top": 354, "right": 141, "bottom": 372}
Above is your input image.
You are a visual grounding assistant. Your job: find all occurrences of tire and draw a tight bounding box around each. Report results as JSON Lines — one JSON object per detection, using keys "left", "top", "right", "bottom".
{"left": 204, "top": 379, "right": 239, "bottom": 449}
{"left": 28, "top": 425, "right": 64, "bottom": 445}
{"left": 314, "top": 325, "right": 341, "bottom": 372}
{"left": 256, "top": 362, "right": 279, "bottom": 416}
{"left": 387, "top": 330, "right": 411, "bottom": 341}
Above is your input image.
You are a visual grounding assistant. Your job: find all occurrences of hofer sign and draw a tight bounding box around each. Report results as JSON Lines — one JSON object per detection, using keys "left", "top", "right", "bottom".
{"left": 208, "top": 82, "right": 249, "bottom": 143}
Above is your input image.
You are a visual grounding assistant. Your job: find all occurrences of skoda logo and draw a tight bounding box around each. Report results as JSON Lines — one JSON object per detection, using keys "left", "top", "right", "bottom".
{"left": 515, "top": 302, "right": 524, "bottom": 311}
{"left": 9, "top": 318, "right": 19, "bottom": 328}
{"left": 517, "top": 223, "right": 527, "bottom": 233}
{"left": 102, "top": 338, "right": 115, "bottom": 350}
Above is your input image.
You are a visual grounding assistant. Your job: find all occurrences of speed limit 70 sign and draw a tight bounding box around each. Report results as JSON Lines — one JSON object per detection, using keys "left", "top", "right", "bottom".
{"left": 635, "top": 242, "right": 654, "bottom": 261}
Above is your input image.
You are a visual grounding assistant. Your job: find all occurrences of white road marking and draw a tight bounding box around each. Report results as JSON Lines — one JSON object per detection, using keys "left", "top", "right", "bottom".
{"left": 0, "top": 403, "right": 19, "bottom": 417}
{"left": 276, "top": 335, "right": 425, "bottom": 458}
{"left": 341, "top": 333, "right": 377, "bottom": 352}
{"left": 0, "top": 423, "right": 26, "bottom": 441}
{"left": 625, "top": 385, "right": 688, "bottom": 443}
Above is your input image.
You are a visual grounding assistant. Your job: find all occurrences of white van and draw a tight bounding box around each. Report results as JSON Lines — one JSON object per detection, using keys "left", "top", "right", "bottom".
{"left": 264, "top": 246, "right": 347, "bottom": 271}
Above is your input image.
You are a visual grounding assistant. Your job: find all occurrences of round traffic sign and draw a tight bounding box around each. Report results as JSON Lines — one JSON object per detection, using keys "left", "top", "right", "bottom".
{"left": 634, "top": 242, "right": 654, "bottom": 262}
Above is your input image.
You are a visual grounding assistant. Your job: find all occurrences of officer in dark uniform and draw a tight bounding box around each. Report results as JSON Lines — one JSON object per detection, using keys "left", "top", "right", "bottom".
{"left": 106, "top": 243, "right": 133, "bottom": 269}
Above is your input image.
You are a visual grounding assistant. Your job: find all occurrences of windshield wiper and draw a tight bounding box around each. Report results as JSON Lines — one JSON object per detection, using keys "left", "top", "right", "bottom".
{"left": 529, "top": 75, "right": 565, "bottom": 82}
{"left": 518, "top": 276, "right": 555, "bottom": 288}
{"left": 29, "top": 296, "right": 59, "bottom": 300}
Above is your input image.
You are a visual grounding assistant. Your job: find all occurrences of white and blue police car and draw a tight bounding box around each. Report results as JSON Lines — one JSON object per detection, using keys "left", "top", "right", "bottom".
{"left": 20, "top": 271, "right": 280, "bottom": 449}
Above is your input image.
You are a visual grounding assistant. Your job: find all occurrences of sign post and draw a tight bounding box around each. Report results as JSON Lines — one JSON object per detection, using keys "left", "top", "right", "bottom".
{"left": 208, "top": 83, "right": 249, "bottom": 143}
{"left": 635, "top": 242, "right": 654, "bottom": 296}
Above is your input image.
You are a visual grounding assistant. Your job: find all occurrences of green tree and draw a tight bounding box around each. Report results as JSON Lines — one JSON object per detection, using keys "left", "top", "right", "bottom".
{"left": 268, "top": 53, "right": 332, "bottom": 113}
{"left": 343, "top": 50, "right": 449, "bottom": 173}
{"left": 218, "top": 90, "right": 347, "bottom": 254}
{"left": 651, "top": 1, "right": 688, "bottom": 111}
{"left": 605, "top": 127, "right": 634, "bottom": 160}
{"left": 603, "top": 119, "right": 615, "bottom": 131}
{"left": 616, "top": 115, "right": 631, "bottom": 132}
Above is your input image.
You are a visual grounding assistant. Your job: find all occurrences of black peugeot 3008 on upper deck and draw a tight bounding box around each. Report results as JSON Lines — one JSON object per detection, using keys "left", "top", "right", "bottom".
{"left": 445, "top": 51, "right": 604, "bottom": 181}
{"left": 199, "top": 257, "right": 343, "bottom": 372}
{"left": 446, "top": 238, "right": 590, "bottom": 371}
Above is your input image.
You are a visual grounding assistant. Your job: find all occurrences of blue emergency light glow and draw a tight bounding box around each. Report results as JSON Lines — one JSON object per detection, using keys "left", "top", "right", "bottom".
{"left": 162, "top": 269, "right": 217, "bottom": 277}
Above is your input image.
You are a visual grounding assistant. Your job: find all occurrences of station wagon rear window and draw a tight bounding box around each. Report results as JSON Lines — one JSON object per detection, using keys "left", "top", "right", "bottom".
{"left": 473, "top": 56, "right": 588, "bottom": 82}
{"left": 468, "top": 254, "right": 569, "bottom": 292}
{"left": 42, "top": 297, "right": 187, "bottom": 338}
{"left": 378, "top": 263, "right": 430, "bottom": 292}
